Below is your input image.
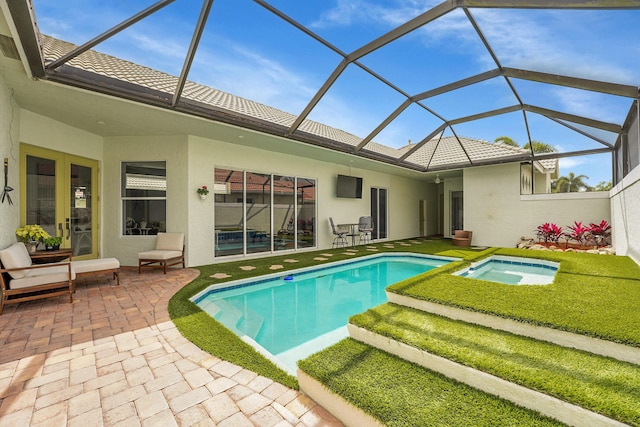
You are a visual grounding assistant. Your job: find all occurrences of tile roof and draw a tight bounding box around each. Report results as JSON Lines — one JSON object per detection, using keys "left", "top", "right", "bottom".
{"left": 41, "top": 36, "right": 555, "bottom": 174}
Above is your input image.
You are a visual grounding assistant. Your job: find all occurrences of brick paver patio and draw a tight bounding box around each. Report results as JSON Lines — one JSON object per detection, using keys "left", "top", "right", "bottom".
{"left": 0, "top": 267, "right": 342, "bottom": 426}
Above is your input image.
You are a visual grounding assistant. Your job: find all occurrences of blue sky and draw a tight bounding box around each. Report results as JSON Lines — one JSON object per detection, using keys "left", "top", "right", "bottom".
{"left": 32, "top": 0, "right": 640, "bottom": 186}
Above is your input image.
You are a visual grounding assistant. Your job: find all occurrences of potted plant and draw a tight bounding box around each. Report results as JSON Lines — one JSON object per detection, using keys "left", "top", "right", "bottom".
{"left": 15, "top": 224, "right": 50, "bottom": 253}
{"left": 197, "top": 185, "right": 209, "bottom": 200}
{"left": 43, "top": 236, "right": 63, "bottom": 251}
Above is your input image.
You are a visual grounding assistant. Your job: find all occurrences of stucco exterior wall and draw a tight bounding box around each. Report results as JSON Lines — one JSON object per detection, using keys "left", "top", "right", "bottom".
{"left": 20, "top": 110, "right": 103, "bottom": 161}
{"left": 0, "top": 73, "right": 20, "bottom": 249}
{"left": 611, "top": 166, "right": 640, "bottom": 263}
{"left": 611, "top": 112, "right": 640, "bottom": 264}
{"left": 102, "top": 135, "right": 189, "bottom": 266}
{"left": 464, "top": 164, "right": 610, "bottom": 248}
{"left": 100, "top": 134, "right": 427, "bottom": 267}
{"left": 184, "top": 135, "right": 426, "bottom": 266}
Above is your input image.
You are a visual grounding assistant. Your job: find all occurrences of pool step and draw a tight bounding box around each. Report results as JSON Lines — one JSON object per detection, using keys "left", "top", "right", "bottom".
{"left": 344, "top": 303, "right": 640, "bottom": 427}
{"left": 298, "top": 339, "right": 565, "bottom": 427}
{"left": 387, "top": 291, "right": 640, "bottom": 365}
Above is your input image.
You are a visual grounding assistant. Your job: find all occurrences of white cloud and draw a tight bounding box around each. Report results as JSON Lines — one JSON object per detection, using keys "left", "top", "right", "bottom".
{"left": 190, "top": 39, "right": 318, "bottom": 115}
{"left": 549, "top": 87, "right": 621, "bottom": 123}
{"left": 471, "top": 9, "right": 635, "bottom": 84}
{"left": 310, "top": 0, "right": 440, "bottom": 29}
{"left": 37, "top": 17, "right": 72, "bottom": 39}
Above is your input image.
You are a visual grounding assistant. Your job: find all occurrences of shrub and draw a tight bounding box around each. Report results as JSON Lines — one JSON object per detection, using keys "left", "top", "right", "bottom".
{"left": 535, "top": 223, "right": 563, "bottom": 244}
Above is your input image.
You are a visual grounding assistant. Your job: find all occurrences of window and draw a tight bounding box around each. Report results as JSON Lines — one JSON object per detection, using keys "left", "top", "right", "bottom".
{"left": 121, "top": 161, "right": 166, "bottom": 235}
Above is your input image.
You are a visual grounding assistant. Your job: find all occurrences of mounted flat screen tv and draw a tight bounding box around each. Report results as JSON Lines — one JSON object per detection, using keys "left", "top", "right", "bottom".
{"left": 336, "top": 174, "right": 363, "bottom": 198}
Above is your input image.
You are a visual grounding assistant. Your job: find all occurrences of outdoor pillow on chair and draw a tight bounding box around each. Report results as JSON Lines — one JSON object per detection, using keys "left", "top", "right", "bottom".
{"left": 0, "top": 242, "right": 33, "bottom": 279}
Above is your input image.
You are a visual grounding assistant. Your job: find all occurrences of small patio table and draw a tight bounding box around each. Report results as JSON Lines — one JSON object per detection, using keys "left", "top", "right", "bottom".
{"left": 338, "top": 223, "right": 359, "bottom": 247}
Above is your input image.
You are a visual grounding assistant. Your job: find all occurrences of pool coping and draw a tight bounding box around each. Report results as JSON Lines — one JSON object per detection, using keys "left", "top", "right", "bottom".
{"left": 452, "top": 254, "right": 560, "bottom": 285}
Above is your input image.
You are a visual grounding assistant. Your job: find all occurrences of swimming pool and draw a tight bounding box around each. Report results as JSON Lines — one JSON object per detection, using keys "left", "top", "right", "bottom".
{"left": 191, "top": 253, "right": 454, "bottom": 374}
{"left": 455, "top": 255, "right": 558, "bottom": 285}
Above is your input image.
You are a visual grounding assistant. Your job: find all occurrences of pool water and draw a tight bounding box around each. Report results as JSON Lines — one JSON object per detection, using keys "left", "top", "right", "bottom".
{"left": 456, "top": 255, "right": 558, "bottom": 285}
{"left": 192, "top": 253, "right": 453, "bottom": 374}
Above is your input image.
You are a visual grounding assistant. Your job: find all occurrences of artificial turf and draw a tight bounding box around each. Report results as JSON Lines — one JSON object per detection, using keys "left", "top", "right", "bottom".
{"left": 350, "top": 303, "right": 640, "bottom": 425}
{"left": 388, "top": 247, "right": 640, "bottom": 346}
{"left": 298, "top": 338, "right": 565, "bottom": 427}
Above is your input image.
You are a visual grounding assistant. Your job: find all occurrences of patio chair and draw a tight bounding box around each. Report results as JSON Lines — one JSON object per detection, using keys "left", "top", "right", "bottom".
{"left": 452, "top": 230, "right": 472, "bottom": 247}
{"left": 138, "top": 232, "right": 185, "bottom": 274}
{"left": 329, "top": 218, "right": 348, "bottom": 248}
{"left": 0, "top": 242, "right": 74, "bottom": 315}
{"left": 358, "top": 216, "right": 374, "bottom": 245}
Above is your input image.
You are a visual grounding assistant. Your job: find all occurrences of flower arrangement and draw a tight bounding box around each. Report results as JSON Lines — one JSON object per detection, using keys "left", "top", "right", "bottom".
{"left": 196, "top": 185, "right": 209, "bottom": 196}
{"left": 15, "top": 224, "right": 50, "bottom": 243}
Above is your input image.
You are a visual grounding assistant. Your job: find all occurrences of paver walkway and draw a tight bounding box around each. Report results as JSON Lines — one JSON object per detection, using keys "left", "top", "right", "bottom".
{"left": 0, "top": 267, "right": 343, "bottom": 426}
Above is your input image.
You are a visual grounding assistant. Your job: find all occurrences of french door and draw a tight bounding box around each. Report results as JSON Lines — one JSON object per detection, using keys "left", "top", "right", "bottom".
{"left": 20, "top": 144, "right": 99, "bottom": 259}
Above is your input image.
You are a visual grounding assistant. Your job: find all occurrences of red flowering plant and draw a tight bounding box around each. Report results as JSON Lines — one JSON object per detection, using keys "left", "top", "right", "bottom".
{"left": 196, "top": 185, "right": 209, "bottom": 196}
{"left": 587, "top": 220, "right": 611, "bottom": 247}
{"left": 535, "top": 223, "right": 563, "bottom": 245}
{"left": 566, "top": 221, "right": 590, "bottom": 249}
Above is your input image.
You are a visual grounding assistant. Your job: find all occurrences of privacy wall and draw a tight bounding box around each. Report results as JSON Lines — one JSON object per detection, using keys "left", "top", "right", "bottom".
{"left": 464, "top": 163, "right": 610, "bottom": 248}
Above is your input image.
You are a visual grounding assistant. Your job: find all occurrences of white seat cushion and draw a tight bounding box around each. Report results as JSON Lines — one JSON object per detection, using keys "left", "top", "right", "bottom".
{"left": 138, "top": 250, "right": 182, "bottom": 261}
{"left": 71, "top": 258, "right": 120, "bottom": 274}
{"left": 0, "top": 242, "right": 33, "bottom": 279}
{"left": 155, "top": 233, "right": 184, "bottom": 251}
{"left": 10, "top": 264, "right": 75, "bottom": 290}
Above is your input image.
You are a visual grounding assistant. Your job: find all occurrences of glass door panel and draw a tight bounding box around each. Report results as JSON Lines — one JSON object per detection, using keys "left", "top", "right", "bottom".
{"left": 451, "top": 190, "right": 464, "bottom": 234}
{"left": 378, "top": 188, "right": 388, "bottom": 239}
{"left": 69, "top": 161, "right": 94, "bottom": 257}
{"left": 214, "top": 168, "right": 244, "bottom": 257}
{"left": 296, "top": 178, "right": 316, "bottom": 249}
{"left": 25, "top": 155, "right": 60, "bottom": 240}
{"left": 370, "top": 187, "right": 388, "bottom": 240}
{"left": 245, "top": 172, "right": 271, "bottom": 254}
{"left": 274, "top": 175, "right": 295, "bottom": 251}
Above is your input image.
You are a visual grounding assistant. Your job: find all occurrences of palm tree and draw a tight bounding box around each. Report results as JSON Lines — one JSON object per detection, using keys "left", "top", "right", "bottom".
{"left": 494, "top": 136, "right": 519, "bottom": 147}
{"left": 593, "top": 181, "right": 613, "bottom": 191}
{"left": 523, "top": 140, "right": 557, "bottom": 153}
{"left": 554, "top": 172, "right": 590, "bottom": 192}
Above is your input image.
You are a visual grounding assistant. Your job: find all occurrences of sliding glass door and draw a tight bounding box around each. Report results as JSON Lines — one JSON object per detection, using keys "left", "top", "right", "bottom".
{"left": 214, "top": 168, "right": 316, "bottom": 257}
